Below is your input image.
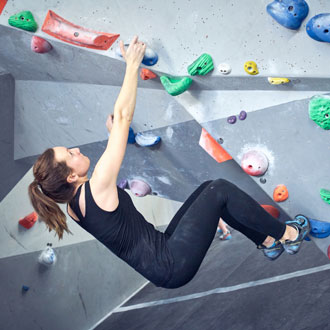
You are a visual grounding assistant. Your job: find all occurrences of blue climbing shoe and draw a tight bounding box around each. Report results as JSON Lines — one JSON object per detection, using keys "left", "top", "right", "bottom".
{"left": 258, "top": 240, "right": 284, "bottom": 261}
{"left": 219, "top": 230, "right": 232, "bottom": 241}
{"left": 283, "top": 215, "right": 310, "bottom": 255}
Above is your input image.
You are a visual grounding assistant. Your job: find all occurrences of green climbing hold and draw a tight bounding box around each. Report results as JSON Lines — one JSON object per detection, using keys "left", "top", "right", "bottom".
{"left": 8, "top": 11, "right": 37, "bottom": 32}
{"left": 160, "top": 76, "right": 193, "bottom": 96}
{"left": 187, "top": 53, "right": 214, "bottom": 76}
{"left": 309, "top": 96, "right": 330, "bottom": 130}
{"left": 320, "top": 188, "right": 330, "bottom": 205}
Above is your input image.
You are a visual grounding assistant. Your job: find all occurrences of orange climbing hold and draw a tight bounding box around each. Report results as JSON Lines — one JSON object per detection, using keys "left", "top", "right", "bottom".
{"left": 273, "top": 184, "right": 289, "bottom": 202}
{"left": 140, "top": 68, "right": 157, "bottom": 80}
{"left": 261, "top": 204, "right": 280, "bottom": 219}
{"left": 41, "top": 10, "right": 119, "bottom": 50}
{"left": 19, "top": 212, "right": 38, "bottom": 229}
{"left": 199, "top": 128, "right": 232, "bottom": 163}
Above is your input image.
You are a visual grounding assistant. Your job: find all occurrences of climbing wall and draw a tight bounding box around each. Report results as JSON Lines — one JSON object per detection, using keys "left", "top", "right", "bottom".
{"left": 1, "top": 0, "right": 330, "bottom": 329}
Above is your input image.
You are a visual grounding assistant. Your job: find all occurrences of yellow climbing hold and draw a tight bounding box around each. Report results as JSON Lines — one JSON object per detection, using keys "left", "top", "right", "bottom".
{"left": 244, "top": 61, "right": 259, "bottom": 75}
{"left": 268, "top": 77, "right": 290, "bottom": 85}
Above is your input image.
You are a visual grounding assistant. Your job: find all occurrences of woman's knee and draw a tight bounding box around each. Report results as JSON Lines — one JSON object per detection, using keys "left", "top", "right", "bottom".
{"left": 209, "top": 179, "right": 233, "bottom": 190}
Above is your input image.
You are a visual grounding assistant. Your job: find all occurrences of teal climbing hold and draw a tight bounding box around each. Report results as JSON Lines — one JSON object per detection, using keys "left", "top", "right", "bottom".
{"left": 187, "top": 53, "right": 214, "bottom": 76}
{"left": 320, "top": 188, "right": 330, "bottom": 205}
{"left": 8, "top": 11, "right": 37, "bottom": 32}
{"left": 160, "top": 76, "right": 193, "bottom": 96}
{"left": 309, "top": 96, "right": 330, "bottom": 130}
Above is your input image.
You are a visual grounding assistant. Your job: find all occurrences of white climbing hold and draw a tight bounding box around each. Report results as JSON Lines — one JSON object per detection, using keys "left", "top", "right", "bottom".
{"left": 218, "top": 63, "right": 231, "bottom": 75}
{"left": 38, "top": 247, "right": 57, "bottom": 266}
{"left": 135, "top": 132, "right": 161, "bottom": 147}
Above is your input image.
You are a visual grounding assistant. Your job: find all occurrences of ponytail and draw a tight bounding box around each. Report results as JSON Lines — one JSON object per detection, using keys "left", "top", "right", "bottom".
{"left": 28, "top": 148, "right": 75, "bottom": 240}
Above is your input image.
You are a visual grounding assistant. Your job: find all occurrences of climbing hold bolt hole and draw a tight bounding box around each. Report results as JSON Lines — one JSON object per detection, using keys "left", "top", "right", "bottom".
{"left": 197, "top": 66, "right": 202, "bottom": 70}
{"left": 294, "top": 13, "right": 297, "bottom": 17}
{"left": 248, "top": 66, "right": 252, "bottom": 71}
{"left": 324, "top": 29, "right": 329, "bottom": 33}
{"left": 260, "top": 178, "right": 266, "bottom": 184}
{"left": 74, "top": 32, "right": 79, "bottom": 37}
{"left": 325, "top": 114, "right": 329, "bottom": 118}
{"left": 218, "top": 138, "right": 224, "bottom": 144}
{"left": 248, "top": 165, "right": 253, "bottom": 168}
{"left": 21, "top": 16, "right": 25, "bottom": 20}
{"left": 288, "top": 6, "right": 293, "bottom": 11}
{"left": 152, "top": 192, "right": 158, "bottom": 196}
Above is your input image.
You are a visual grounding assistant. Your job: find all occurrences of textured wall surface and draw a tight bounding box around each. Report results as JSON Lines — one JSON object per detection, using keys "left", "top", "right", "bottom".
{"left": 1, "top": 0, "right": 330, "bottom": 329}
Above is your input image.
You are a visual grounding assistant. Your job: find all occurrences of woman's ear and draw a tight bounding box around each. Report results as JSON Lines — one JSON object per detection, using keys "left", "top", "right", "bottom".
{"left": 67, "top": 173, "right": 78, "bottom": 184}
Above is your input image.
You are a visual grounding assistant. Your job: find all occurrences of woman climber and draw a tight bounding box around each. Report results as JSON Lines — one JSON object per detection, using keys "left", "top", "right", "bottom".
{"left": 28, "top": 36, "right": 310, "bottom": 289}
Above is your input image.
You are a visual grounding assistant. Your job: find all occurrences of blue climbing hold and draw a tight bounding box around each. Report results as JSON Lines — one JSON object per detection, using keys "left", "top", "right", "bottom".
{"left": 116, "top": 44, "right": 158, "bottom": 66}
{"left": 128, "top": 127, "right": 136, "bottom": 144}
{"left": 142, "top": 47, "right": 158, "bottom": 66}
{"left": 306, "top": 14, "right": 330, "bottom": 42}
{"left": 266, "top": 0, "right": 309, "bottom": 30}
{"left": 22, "top": 285, "right": 30, "bottom": 292}
{"left": 135, "top": 132, "right": 161, "bottom": 147}
{"left": 308, "top": 218, "right": 330, "bottom": 239}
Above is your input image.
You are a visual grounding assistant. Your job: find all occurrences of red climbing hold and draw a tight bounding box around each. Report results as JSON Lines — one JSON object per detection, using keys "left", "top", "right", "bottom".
{"left": 261, "top": 204, "right": 280, "bottom": 219}
{"left": 31, "top": 36, "right": 52, "bottom": 53}
{"left": 140, "top": 68, "right": 157, "bottom": 80}
{"left": 19, "top": 212, "right": 38, "bottom": 229}
{"left": 41, "top": 10, "right": 119, "bottom": 50}
{"left": 273, "top": 184, "right": 289, "bottom": 202}
{"left": 199, "top": 128, "right": 232, "bottom": 163}
{"left": 0, "top": 0, "right": 8, "bottom": 15}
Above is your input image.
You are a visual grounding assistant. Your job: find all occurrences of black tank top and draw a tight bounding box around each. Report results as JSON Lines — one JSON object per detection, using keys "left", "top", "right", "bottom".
{"left": 68, "top": 181, "right": 173, "bottom": 287}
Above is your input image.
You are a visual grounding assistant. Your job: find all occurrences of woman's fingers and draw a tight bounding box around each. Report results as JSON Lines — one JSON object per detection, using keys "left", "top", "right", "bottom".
{"left": 120, "top": 36, "right": 146, "bottom": 66}
{"left": 119, "top": 40, "right": 126, "bottom": 58}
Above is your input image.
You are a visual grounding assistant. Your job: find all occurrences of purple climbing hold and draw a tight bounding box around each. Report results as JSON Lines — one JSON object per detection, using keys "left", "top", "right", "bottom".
{"left": 239, "top": 110, "right": 247, "bottom": 120}
{"left": 227, "top": 116, "right": 237, "bottom": 124}
{"left": 241, "top": 150, "right": 269, "bottom": 176}
{"left": 129, "top": 179, "right": 152, "bottom": 197}
{"left": 118, "top": 179, "right": 128, "bottom": 189}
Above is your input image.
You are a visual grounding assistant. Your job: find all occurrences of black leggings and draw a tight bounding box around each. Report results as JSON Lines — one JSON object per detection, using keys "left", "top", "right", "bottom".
{"left": 163, "top": 179, "right": 286, "bottom": 289}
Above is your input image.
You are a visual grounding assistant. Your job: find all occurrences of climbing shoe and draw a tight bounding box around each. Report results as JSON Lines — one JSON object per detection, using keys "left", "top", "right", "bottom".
{"left": 258, "top": 240, "right": 284, "bottom": 261}
{"left": 219, "top": 230, "right": 232, "bottom": 241}
{"left": 283, "top": 215, "right": 310, "bottom": 255}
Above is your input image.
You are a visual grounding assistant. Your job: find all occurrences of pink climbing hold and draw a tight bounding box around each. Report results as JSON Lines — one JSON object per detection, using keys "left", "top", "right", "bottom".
{"left": 129, "top": 179, "right": 151, "bottom": 197}
{"left": 31, "top": 36, "right": 52, "bottom": 53}
{"left": 241, "top": 150, "right": 269, "bottom": 176}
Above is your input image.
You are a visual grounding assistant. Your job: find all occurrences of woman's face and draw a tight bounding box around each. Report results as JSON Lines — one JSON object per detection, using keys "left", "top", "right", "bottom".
{"left": 53, "top": 146, "right": 90, "bottom": 178}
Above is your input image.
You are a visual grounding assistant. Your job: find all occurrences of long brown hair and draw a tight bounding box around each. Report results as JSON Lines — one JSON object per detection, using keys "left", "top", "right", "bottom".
{"left": 28, "top": 148, "right": 75, "bottom": 239}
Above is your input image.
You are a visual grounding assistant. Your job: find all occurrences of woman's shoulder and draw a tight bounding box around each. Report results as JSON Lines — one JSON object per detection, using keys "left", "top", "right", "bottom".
{"left": 88, "top": 178, "right": 120, "bottom": 212}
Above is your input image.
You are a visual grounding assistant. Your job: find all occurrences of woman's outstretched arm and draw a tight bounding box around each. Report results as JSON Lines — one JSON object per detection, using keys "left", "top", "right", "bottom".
{"left": 90, "top": 36, "right": 146, "bottom": 209}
